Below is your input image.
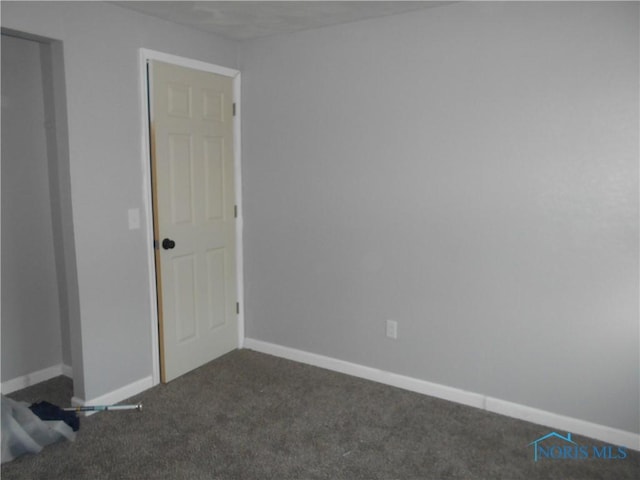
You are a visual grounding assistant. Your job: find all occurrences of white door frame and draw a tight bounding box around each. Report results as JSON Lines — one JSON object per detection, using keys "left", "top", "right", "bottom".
{"left": 139, "top": 48, "right": 244, "bottom": 386}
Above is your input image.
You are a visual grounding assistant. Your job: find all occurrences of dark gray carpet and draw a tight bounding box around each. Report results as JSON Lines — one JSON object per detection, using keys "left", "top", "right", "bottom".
{"left": 2, "top": 349, "right": 638, "bottom": 479}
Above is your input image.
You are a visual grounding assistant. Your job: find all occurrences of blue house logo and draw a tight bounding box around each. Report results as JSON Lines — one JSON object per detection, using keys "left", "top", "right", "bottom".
{"left": 528, "top": 432, "right": 579, "bottom": 462}
{"left": 528, "top": 432, "right": 628, "bottom": 462}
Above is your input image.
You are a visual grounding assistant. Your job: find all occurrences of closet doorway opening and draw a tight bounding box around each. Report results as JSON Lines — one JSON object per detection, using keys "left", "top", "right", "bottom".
{"left": 1, "top": 29, "right": 83, "bottom": 400}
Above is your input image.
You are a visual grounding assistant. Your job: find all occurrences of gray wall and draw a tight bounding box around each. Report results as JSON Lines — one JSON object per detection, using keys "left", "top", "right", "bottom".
{"left": 2, "top": 0, "right": 637, "bottom": 436}
{"left": 1, "top": 34, "right": 67, "bottom": 381}
{"left": 240, "top": 2, "right": 639, "bottom": 433}
{"left": 1, "top": 1, "right": 238, "bottom": 401}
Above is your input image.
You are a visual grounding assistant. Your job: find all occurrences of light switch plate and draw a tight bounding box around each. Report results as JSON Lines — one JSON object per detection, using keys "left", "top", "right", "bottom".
{"left": 128, "top": 208, "right": 140, "bottom": 230}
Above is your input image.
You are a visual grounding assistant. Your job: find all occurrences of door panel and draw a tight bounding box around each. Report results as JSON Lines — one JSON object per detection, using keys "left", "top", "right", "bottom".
{"left": 204, "top": 136, "right": 225, "bottom": 220}
{"left": 150, "top": 60, "right": 237, "bottom": 383}
{"left": 206, "top": 248, "right": 226, "bottom": 330}
{"left": 168, "top": 133, "right": 194, "bottom": 224}
{"left": 172, "top": 254, "right": 197, "bottom": 343}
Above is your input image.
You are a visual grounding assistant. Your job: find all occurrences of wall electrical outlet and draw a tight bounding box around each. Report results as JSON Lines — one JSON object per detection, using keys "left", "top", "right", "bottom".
{"left": 386, "top": 319, "right": 398, "bottom": 340}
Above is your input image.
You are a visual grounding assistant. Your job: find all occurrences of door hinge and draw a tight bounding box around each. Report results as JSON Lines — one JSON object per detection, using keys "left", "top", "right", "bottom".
{"left": 233, "top": 103, "right": 236, "bottom": 117}
{"left": 234, "top": 205, "right": 238, "bottom": 218}
{"left": 236, "top": 302, "right": 240, "bottom": 315}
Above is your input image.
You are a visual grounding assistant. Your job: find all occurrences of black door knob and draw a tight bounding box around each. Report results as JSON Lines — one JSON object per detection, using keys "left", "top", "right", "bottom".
{"left": 162, "top": 238, "right": 176, "bottom": 250}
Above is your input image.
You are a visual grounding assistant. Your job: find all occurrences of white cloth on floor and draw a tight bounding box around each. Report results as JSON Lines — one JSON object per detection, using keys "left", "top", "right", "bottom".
{"left": 1, "top": 394, "right": 75, "bottom": 463}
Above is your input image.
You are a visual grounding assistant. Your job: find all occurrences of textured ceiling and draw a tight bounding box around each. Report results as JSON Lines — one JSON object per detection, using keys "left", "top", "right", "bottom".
{"left": 113, "top": 1, "right": 452, "bottom": 41}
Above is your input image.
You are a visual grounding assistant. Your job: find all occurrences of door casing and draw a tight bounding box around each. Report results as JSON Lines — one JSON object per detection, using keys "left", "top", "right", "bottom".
{"left": 139, "top": 49, "right": 244, "bottom": 386}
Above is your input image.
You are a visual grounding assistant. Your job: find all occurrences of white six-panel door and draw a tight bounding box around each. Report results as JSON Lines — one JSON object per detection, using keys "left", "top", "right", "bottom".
{"left": 150, "top": 60, "right": 237, "bottom": 383}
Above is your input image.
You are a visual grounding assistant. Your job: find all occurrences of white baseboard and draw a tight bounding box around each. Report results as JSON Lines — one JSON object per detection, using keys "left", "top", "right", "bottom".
{"left": 61, "top": 364, "right": 73, "bottom": 378}
{"left": 71, "top": 375, "right": 153, "bottom": 416}
{"left": 485, "top": 397, "right": 640, "bottom": 451}
{"left": 243, "top": 338, "right": 640, "bottom": 451}
{"left": 1, "top": 363, "right": 73, "bottom": 394}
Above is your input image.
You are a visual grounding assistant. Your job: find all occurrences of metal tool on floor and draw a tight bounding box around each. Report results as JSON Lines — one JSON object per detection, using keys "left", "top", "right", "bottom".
{"left": 63, "top": 403, "right": 143, "bottom": 412}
